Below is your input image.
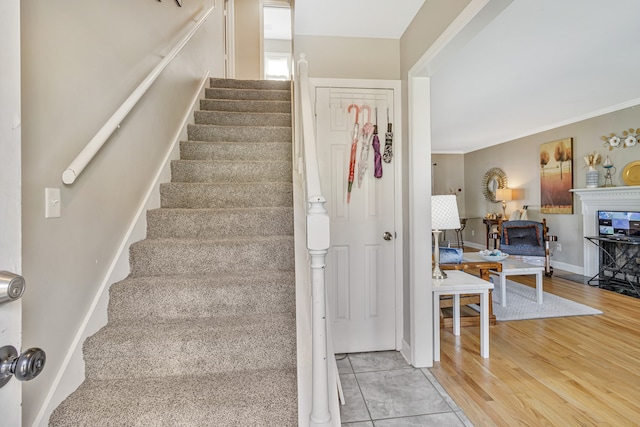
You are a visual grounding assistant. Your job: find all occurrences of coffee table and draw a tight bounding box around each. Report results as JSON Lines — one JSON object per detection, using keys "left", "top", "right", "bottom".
{"left": 463, "top": 252, "right": 544, "bottom": 307}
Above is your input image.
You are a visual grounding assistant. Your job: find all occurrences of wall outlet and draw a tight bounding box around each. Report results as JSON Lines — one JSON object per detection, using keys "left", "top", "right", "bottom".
{"left": 556, "top": 243, "right": 562, "bottom": 252}
{"left": 471, "top": 230, "right": 475, "bottom": 236}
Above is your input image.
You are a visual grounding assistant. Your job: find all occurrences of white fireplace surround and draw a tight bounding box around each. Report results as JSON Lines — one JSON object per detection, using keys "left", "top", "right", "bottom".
{"left": 571, "top": 186, "right": 640, "bottom": 277}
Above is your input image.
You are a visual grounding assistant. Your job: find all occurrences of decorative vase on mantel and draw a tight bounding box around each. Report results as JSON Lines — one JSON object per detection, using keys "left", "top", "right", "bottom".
{"left": 586, "top": 165, "right": 599, "bottom": 188}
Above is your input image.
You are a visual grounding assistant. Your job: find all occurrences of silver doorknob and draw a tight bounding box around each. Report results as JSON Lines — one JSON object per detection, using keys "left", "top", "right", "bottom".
{"left": 383, "top": 231, "right": 393, "bottom": 241}
{"left": 0, "top": 345, "right": 46, "bottom": 388}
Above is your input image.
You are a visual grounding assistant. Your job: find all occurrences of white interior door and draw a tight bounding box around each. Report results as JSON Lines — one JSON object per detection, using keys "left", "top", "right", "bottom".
{"left": 0, "top": 0, "right": 23, "bottom": 423}
{"left": 315, "top": 86, "right": 396, "bottom": 354}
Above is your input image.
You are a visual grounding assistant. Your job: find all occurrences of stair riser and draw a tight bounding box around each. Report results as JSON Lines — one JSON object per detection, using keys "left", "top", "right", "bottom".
{"left": 200, "top": 99, "right": 291, "bottom": 113}
{"left": 160, "top": 182, "right": 293, "bottom": 209}
{"left": 147, "top": 208, "right": 293, "bottom": 238}
{"left": 180, "top": 141, "right": 292, "bottom": 161}
{"left": 170, "top": 161, "right": 292, "bottom": 183}
{"left": 187, "top": 124, "right": 292, "bottom": 143}
{"left": 205, "top": 87, "right": 291, "bottom": 101}
{"left": 210, "top": 77, "right": 290, "bottom": 90}
{"left": 129, "top": 238, "right": 294, "bottom": 277}
{"left": 194, "top": 110, "right": 291, "bottom": 127}
{"left": 49, "top": 369, "right": 298, "bottom": 427}
{"left": 83, "top": 323, "right": 296, "bottom": 380}
{"left": 109, "top": 281, "right": 295, "bottom": 321}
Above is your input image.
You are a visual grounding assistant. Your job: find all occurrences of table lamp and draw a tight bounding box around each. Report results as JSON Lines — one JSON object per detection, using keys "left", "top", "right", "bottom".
{"left": 495, "top": 188, "right": 513, "bottom": 219}
{"left": 432, "top": 195, "right": 461, "bottom": 279}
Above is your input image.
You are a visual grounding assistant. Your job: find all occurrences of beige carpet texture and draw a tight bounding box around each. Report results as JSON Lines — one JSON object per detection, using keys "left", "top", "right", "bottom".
{"left": 49, "top": 78, "right": 298, "bottom": 426}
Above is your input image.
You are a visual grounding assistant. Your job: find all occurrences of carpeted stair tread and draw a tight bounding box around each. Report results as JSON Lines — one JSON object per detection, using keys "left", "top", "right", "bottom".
{"left": 146, "top": 207, "right": 293, "bottom": 238}
{"left": 83, "top": 313, "right": 296, "bottom": 379}
{"left": 180, "top": 140, "right": 292, "bottom": 161}
{"left": 200, "top": 98, "right": 291, "bottom": 113}
{"left": 170, "top": 159, "right": 292, "bottom": 183}
{"left": 187, "top": 123, "right": 292, "bottom": 142}
{"left": 210, "top": 77, "right": 291, "bottom": 90}
{"left": 194, "top": 110, "right": 291, "bottom": 127}
{"left": 160, "top": 181, "right": 293, "bottom": 209}
{"left": 49, "top": 368, "right": 298, "bottom": 427}
{"left": 129, "top": 235, "right": 294, "bottom": 277}
{"left": 205, "top": 87, "right": 291, "bottom": 101}
{"left": 108, "top": 271, "right": 295, "bottom": 320}
{"left": 51, "top": 77, "right": 297, "bottom": 424}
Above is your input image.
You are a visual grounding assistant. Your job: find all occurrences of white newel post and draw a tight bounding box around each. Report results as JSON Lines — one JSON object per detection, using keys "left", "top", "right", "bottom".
{"left": 307, "top": 197, "right": 332, "bottom": 427}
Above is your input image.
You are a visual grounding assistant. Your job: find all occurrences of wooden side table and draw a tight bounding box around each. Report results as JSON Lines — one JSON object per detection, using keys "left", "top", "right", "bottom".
{"left": 483, "top": 218, "right": 500, "bottom": 249}
{"left": 438, "top": 260, "right": 502, "bottom": 328}
{"left": 433, "top": 270, "right": 494, "bottom": 361}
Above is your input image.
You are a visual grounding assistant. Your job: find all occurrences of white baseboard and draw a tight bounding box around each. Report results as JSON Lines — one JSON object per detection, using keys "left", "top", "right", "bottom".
{"left": 550, "top": 260, "right": 583, "bottom": 275}
{"left": 32, "top": 72, "right": 210, "bottom": 427}
{"left": 400, "top": 339, "right": 413, "bottom": 366}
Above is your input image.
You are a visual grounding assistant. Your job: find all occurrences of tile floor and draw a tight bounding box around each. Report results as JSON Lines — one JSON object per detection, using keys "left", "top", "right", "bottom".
{"left": 337, "top": 351, "right": 473, "bottom": 427}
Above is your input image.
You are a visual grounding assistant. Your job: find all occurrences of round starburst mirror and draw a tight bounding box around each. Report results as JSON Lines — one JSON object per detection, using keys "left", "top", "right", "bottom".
{"left": 481, "top": 167, "right": 508, "bottom": 203}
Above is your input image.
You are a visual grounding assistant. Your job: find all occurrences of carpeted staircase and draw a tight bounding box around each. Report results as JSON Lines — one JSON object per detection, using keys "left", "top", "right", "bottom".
{"left": 50, "top": 78, "right": 298, "bottom": 426}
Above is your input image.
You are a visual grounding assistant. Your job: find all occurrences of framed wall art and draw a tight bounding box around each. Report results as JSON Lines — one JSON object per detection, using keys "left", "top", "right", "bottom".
{"left": 540, "top": 137, "right": 573, "bottom": 214}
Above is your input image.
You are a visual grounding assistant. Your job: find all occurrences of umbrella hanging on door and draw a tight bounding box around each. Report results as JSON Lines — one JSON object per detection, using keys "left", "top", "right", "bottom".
{"left": 346, "top": 103, "right": 360, "bottom": 203}
{"left": 383, "top": 108, "right": 393, "bottom": 163}
{"left": 372, "top": 107, "right": 383, "bottom": 178}
{"left": 357, "top": 105, "right": 374, "bottom": 188}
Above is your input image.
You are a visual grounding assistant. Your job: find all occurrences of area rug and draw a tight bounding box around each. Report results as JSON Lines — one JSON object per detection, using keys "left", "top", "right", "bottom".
{"left": 471, "top": 279, "right": 603, "bottom": 321}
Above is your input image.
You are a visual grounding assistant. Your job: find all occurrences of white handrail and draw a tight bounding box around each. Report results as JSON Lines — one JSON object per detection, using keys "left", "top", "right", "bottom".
{"left": 61, "top": 6, "right": 215, "bottom": 185}
{"left": 297, "top": 54, "right": 333, "bottom": 427}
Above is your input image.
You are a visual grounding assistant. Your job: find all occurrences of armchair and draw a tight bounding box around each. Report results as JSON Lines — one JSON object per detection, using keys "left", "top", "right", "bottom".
{"left": 492, "top": 218, "right": 557, "bottom": 276}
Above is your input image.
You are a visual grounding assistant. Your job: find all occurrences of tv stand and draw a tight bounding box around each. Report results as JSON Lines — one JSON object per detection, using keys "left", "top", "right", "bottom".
{"left": 585, "top": 236, "right": 640, "bottom": 297}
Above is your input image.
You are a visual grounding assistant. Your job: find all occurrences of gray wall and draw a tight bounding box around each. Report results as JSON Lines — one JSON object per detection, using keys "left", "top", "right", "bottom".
{"left": 20, "top": 1, "right": 224, "bottom": 423}
{"left": 294, "top": 35, "right": 400, "bottom": 80}
{"left": 398, "top": 0, "right": 471, "bottom": 348}
{"left": 235, "top": 0, "right": 262, "bottom": 79}
{"left": 457, "top": 106, "right": 640, "bottom": 270}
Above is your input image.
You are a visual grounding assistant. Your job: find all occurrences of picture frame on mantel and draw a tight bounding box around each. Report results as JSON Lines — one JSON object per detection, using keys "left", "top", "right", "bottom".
{"left": 540, "top": 137, "right": 573, "bottom": 214}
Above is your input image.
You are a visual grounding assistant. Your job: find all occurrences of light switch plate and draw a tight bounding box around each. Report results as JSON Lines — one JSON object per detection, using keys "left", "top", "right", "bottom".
{"left": 45, "top": 188, "right": 61, "bottom": 218}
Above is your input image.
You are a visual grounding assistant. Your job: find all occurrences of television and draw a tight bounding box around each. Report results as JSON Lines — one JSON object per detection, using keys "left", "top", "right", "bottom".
{"left": 598, "top": 210, "right": 640, "bottom": 238}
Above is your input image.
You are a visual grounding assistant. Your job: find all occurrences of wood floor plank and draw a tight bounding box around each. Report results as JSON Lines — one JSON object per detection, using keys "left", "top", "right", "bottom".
{"left": 430, "top": 265, "right": 640, "bottom": 426}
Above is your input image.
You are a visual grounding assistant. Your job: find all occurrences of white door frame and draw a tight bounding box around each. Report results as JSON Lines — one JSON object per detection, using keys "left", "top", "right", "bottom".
{"left": 406, "top": 0, "right": 512, "bottom": 366}
{"left": 224, "top": 0, "right": 236, "bottom": 78}
{"left": 0, "top": 0, "right": 23, "bottom": 423}
{"left": 310, "top": 77, "right": 404, "bottom": 351}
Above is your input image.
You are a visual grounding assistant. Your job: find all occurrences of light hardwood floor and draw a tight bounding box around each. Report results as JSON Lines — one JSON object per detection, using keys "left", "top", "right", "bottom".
{"left": 430, "top": 268, "right": 640, "bottom": 426}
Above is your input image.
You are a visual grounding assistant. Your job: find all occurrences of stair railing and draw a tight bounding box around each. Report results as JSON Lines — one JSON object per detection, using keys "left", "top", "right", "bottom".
{"left": 61, "top": 6, "right": 215, "bottom": 185}
{"left": 296, "top": 54, "right": 333, "bottom": 427}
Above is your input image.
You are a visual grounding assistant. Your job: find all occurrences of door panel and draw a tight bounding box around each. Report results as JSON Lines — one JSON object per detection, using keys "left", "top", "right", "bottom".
{"left": 315, "top": 86, "right": 396, "bottom": 353}
{"left": 0, "top": 0, "right": 23, "bottom": 423}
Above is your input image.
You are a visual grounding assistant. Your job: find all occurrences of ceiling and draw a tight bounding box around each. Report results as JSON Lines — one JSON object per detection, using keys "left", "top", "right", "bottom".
{"left": 294, "top": 0, "right": 640, "bottom": 153}
{"left": 294, "top": 0, "right": 425, "bottom": 39}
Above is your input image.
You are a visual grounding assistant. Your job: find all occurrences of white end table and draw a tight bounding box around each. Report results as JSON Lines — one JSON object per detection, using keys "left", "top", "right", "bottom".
{"left": 433, "top": 270, "right": 493, "bottom": 361}
{"left": 463, "top": 253, "right": 545, "bottom": 307}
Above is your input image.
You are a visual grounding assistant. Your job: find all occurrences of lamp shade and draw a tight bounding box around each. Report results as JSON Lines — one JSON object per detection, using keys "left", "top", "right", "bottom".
{"left": 431, "top": 195, "right": 461, "bottom": 230}
{"left": 495, "top": 188, "right": 513, "bottom": 202}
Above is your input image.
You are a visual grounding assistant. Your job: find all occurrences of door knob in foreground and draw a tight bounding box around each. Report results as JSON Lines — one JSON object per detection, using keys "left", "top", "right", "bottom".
{"left": 0, "top": 345, "right": 46, "bottom": 388}
{"left": 383, "top": 231, "right": 393, "bottom": 241}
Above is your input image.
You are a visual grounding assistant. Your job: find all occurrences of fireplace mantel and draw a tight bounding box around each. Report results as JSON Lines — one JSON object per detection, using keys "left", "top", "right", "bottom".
{"left": 571, "top": 186, "right": 640, "bottom": 276}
